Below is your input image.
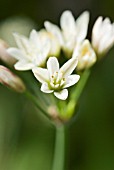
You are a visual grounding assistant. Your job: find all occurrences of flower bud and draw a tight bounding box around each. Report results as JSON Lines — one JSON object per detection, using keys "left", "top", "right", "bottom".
{"left": 48, "top": 105, "right": 59, "bottom": 119}
{"left": 73, "top": 40, "right": 96, "bottom": 71}
{"left": 92, "top": 16, "right": 114, "bottom": 57}
{"left": 0, "top": 65, "right": 26, "bottom": 92}
{"left": 0, "top": 39, "right": 16, "bottom": 66}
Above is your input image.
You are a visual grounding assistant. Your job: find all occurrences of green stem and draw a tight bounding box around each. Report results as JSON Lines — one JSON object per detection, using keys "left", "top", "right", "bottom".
{"left": 70, "top": 69, "right": 91, "bottom": 102}
{"left": 52, "top": 125, "right": 65, "bottom": 170}
{"left": 64, "top": 69, "right": 91, "bottom": 119}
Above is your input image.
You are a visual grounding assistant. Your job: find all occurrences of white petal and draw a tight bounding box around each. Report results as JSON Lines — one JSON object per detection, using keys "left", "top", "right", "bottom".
{"left": 92, "top": 16, "right": 103, "bottom": 48}
{"left": 29, "top": 29, "right": 40, "bottom": 46}
{"left": 32, "top": 67, "right": 49, "bottom": 83}
{"left": 47, "top": 57, "right": 59, "bottom": 76}
{"left": 64, "top": 74, "right": 80, "bottom": 88}
{"left": 72, "top": 42, "right": 81, "bottom": 58}
{"left": 60, "top": 57, "right": 78, "bottom": 77}
{"left": 13, "top": 33, "right": 30, "bottom": 53}
{"left": 98, "top": 24, "right": 114, "bottom": 53}
{"left": 60, "top": 10, "right": 76, "bottom": 35}
{"left": 54, "top": 89, "right": 68, "bottom": 100}
{"left": 7, "top": 48, "right": 24, "bottom": 60}
{"left": 41, "top": 83, "right": 53, "bottom": 93}
{"left": 29, "top": 29, "right": 38, "bottom": 42}
{"left": 35, "top": 52, "right": 48, "bottom": 67}
{"left": 14, "top": 60, "right": 35, "bottom": 71}
{"left": 32, "top": 53, "right": 43, "bottom": 66}
{"left": 44, "top": 21, "right": 63, "bottom": 46}
{"left": 76, "top": 11, "right": 90, "bottom": 42}
{"left": 103, "top": 17, "right": 111, "bottom": 26}
{"left": 41, "top": 40, "right": 50, "bottom": 60}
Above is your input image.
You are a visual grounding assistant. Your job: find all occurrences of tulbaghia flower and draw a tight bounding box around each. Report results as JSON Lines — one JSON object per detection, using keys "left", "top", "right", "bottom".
{"left": 44, "top": 10, "right": 90, "bottom": 56}
{"left": 39, "top": 29, "right": 61, "bottom": 57}
{"left": 73, "top": 40, "right": 96, "bottom": 70}
{"left": 7, "top": 30, "right": 50, "bottom": 71}
{"left": 0, "top": 65, "right": 26, "bottom": 92}
{"left": 92, "top": 16, "right": 114, "bottom": 57}
{"left": 32, "top": 57, "right": 80, "bottom": 100}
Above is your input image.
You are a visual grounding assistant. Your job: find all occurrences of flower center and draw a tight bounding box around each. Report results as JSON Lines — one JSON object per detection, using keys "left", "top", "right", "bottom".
{"left": 49, "top": 71, "right": 65, "bottom": 91}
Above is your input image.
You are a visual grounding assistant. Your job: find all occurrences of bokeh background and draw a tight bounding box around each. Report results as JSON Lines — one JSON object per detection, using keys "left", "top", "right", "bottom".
{"left": 0, "top": 0, "right": 114, "bottom": 170}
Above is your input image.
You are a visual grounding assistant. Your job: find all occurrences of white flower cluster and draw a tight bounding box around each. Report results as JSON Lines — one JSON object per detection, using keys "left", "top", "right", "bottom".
{"left": 7, "top": 10, "right": 114, "bottom": 100}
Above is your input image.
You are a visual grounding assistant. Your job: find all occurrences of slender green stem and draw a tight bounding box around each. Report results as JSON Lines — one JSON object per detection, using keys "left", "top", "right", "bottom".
{"left": 52, "top": 125, "right": 65, "bottom": 170}
{"left": 70, "top": 69, "right": 91, "bottom": 102}
{"left": 63, "top": 69, "right": 91, "bottom": 119}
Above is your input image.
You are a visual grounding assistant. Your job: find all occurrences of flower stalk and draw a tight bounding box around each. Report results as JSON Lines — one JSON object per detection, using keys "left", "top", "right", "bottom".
{"left": 52, "top": 124, "right": 66, "bottom": 170}
{"left": 70, "top": 69, "right": 90, "bottom": 102}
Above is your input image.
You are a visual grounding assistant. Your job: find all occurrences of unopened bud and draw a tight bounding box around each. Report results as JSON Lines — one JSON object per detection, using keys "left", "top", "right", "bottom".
{"left": 48, "top": 105, "right": 59, "bottom": 119}
{"left": 0, "top": 39, "right": 16, "bottom": 66}
{"left": 92, "top": 17, "right": 114, "bottom": 58}
{"left": 0, "top": 65, "right": 26, "bottom": 92}
{"left": 73, "top": 40, "right": 96, "bottom": 71}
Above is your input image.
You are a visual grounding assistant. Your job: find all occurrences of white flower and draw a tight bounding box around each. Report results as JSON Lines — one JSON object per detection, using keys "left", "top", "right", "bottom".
{"left": 7, "top": 30, "right": 50, "bottom": 71}
{"left": 44, "top": 10, "right": 90, "bottom": 56}
{"left": 92, "top": 16, "right": 114, "bottom": 56}
{"left": 38, "top": 29, "right": 61, "bottom": 57}
{"left": 32, "top": 57, "right": 80, "bottom": 100}
{"left": 73, "top": 40, "right": 96, "bottom": 70}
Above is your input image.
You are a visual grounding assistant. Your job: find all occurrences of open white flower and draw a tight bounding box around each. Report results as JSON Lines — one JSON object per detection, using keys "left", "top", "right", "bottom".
{"left": 7, "top": 30, "right": 50, "bottom": 71}
{"left": 44, "top": 10, "right": 90, "bottom": 56}
{"left": 92, "top": 16, "right": 114, "bottom": 57}
{"left": 32, "top": 57, "right": 80, "bottom": 100}
{"left": 73, "top": 40, "right": 96, "bottom": 70}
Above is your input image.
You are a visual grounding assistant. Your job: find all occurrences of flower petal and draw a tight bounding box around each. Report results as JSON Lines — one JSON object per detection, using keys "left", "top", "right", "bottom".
{"left": 47, "top": 57, "right": 59, "bottom": 76}
{"left": 98, "top": 22, "right": 114, "bottom": 54}
{"left": 30, "top": 30, "right": 50, "bottom": 60}
{"left": 64, "top": 74, "right": 80, "bottom": 88}
{"left": 75, "top": 11, "right": 90, "bottom": 42}
{"left": 41, "top": 83, "right": 53, "bottom": 93}
{"left": 7, "top": 48, "right": 24, "bottom": 60}
{"left": 54, "top": 89, "right": 68, "bottom": 100}
{"left": 60, "top": 10, "right": 76, "bottom": 35}
{"left": 41, "top": 40, "right": 50, "bottom": 60}
{"left": 92, "top": 16, "right": 103, "bottom": 48}
{"left": 60, "top": 57, "right": 78, "bottom": 77}
{"left": 44, "top": 21, "right": 63, "bottom": 46}
{"left": 14, "top": 60, "right": 35, "bottom": 71}
{"left": 29, "top": 29, "right": 41, "bottom": 48}
{"left": 13, "top": 33, "right": 30, "bottom": 53}
{"left": 32, "top": 67, "right": 49, "bottom": 83}
{"left": 72, "top": 42, "right": 81, "bottom": 58}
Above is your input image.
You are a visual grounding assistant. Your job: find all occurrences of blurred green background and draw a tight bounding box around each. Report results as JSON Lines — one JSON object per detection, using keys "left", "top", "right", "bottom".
{"left": 0, "top": 0, "right": 114, "bottom": 170}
